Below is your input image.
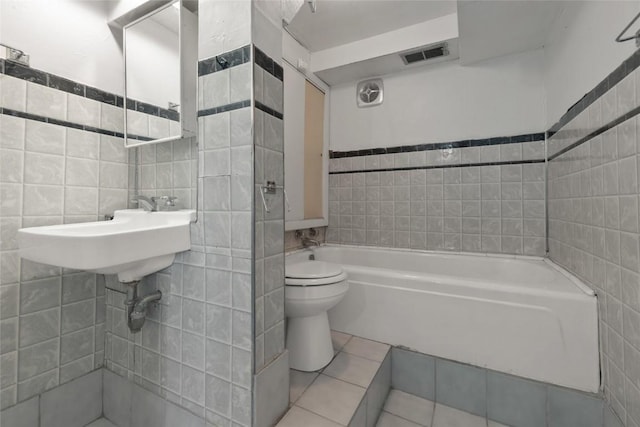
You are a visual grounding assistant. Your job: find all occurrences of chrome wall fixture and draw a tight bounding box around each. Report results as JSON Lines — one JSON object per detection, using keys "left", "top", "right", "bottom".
{"left": 615, "top": 11, "right": 640, "bottom": 47}
{"left": 260, "top": 181, "right": 291, "bottom": 213}
{"left": 0, "top": 43, "right": 29, "bottom": 66}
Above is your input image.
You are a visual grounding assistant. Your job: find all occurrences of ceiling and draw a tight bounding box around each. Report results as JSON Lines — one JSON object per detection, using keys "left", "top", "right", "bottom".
{"left": 457, "top": 0, "right": 565, "bottom": 64}
{"left": 286, "top": 0, "right": 457, "bottom": 52}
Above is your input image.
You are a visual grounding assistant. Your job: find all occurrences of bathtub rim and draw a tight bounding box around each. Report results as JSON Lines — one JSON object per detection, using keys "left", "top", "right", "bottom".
{"left": 285, "top": 244, "right": 596, "bottom": 297}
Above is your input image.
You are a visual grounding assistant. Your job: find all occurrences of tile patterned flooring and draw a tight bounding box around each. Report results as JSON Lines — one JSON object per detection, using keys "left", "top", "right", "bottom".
{"left": 378, "top": 390, "right": 509, "bottom": 427}
{"left": 279, "top": 331, "right": 391, "bottom": 426}
{"left": 88, "top": 333, "right": 511, "bottom": 427}
{"left": 282, "top": 331, "right": 511, "bottom": 427}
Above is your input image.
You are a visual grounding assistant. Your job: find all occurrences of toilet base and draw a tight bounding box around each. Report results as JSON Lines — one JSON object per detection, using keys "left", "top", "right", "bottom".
{"left": 286, "top": 312, "right": 334, "bottom": 371}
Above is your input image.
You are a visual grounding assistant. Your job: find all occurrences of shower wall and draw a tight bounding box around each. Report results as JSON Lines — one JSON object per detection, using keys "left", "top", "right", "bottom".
{"left": 326, "top": 49, "right": 547, "bottom": 256}
{"left": 326, "top": 136, "right": 546, "bottom": 256}
{"left": 547, "top": 50, "right": 640, "bottom": 427}
{"left": 0, "top": 62, "right": 130, "bottom": 409}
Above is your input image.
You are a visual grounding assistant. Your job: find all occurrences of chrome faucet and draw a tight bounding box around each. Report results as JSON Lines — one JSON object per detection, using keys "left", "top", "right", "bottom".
{"left": 296, "top": 229, "right": 321, "bottom": 248}
{"left": 302, "top": 236, "right": 320, "bottom": 248}
{"left": 131, "top": 195, "right": 156, "bottom": 212}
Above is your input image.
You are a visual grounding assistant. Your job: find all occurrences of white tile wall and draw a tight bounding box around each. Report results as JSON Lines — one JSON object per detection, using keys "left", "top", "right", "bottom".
{"left": 548, "top": 66, "right": 640, "bottom": 427}
{"left": 101, "top": 51, "right": 255, "bottom": 425}
{"left": 0, "top": 73, "right": 130, "bottom": 409}
{"left": 327, "top": 141, "right": 546, "bottom": 256}
{"left": 252, "top": 31, "right": 289, "bottom": 426}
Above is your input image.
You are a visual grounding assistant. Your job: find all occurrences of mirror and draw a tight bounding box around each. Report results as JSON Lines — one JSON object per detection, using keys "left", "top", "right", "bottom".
{"left": 123, "top": 0, "right": 197, "bottom": 147}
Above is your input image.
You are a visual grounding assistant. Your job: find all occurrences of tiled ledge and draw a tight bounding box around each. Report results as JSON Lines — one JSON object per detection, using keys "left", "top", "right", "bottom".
{"left": 277, "top": 331, "right": 392, "bottom": 427}
{"left": 391, "top": 347, "right": 622, "bottom": 427}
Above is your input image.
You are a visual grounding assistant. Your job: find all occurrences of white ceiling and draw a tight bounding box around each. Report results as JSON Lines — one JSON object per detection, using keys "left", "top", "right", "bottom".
{"left": 457, "top": 0, "right": 565, "bottom": 64}
{"left": 286, "top": 0, "right": 457, "bottom": 52}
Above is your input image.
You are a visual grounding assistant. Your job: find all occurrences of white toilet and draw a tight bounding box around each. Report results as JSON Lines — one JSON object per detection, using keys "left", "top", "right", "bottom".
{"left": 285, "top": 261, "right": 349, "bottom": 371}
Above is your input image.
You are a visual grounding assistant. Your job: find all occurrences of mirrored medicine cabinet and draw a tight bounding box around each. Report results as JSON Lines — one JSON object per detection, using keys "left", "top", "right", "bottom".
{"left": 122, "top": 0, "right": 197, "bottom": 147}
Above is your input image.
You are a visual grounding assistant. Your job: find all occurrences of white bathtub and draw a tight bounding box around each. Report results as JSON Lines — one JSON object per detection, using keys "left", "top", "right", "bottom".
{"left": 286, "top": 245, "right": 599, "bottom": 393}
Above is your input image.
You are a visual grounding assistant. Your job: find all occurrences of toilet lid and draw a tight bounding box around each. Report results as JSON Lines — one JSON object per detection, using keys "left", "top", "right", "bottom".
{"left": 286, "top": 261, "right": 344, "bottom": 279}
{"left": 286, "top": 271, "right": 348, "bottom": 287}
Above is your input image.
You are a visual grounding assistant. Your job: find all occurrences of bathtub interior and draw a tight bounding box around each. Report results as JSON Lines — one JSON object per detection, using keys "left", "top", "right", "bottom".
{"left": 289, "top": 245, "right": 592, "bottom": 295}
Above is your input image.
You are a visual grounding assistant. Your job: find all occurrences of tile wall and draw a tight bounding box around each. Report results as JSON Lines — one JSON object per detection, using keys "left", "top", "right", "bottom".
{"left": 391, "top": 347, "right": 616, "bottom": 427}
{"left": 102, "top": 43, "right": 255, "bottom": 426}
{"left": 251, "top": 2, "right": 290, "bottom": 425}
{"left": 1, "top": 2, "right": 277, "bottom": 426}
{"left": 0, "top": 62, "right": 132, "bottom": 409}
{"left": 253, "top": 46, "right": 286, "bottom": 373}
{"left": 326, "top": 135, "right": 547, "bottom": 256}
{"left": 547, "top": 50, "right": 640, "bottom": 427}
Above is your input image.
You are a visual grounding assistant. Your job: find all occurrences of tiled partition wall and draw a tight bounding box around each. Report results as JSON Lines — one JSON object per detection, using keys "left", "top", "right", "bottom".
{"left": 102, "top": 45, "right": 255, "bottom": 426}
{"left": 252, "top": 2, "right": 289, "bottom": 426}
{"left": 327, "top": 135, "right": 547, "bottom": 256}
{"left": 547, "top": 50, "right": 640, "bottom": 427}
{"left": 253, "top": 46, "right": 285, "bottom": 373}
{"left": 0, "top": 60, "right": 132, "bottom": 410}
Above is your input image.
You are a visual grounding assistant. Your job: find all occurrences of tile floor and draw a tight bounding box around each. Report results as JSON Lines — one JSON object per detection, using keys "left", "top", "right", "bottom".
{"left": 85, "top": 419, "right": 117, "bottom": 427}
{"left": 279, "top": 331, "right": 391, "bottom": 426}
{"left": 378, "top": 389, "right": 508, "bottom": 427}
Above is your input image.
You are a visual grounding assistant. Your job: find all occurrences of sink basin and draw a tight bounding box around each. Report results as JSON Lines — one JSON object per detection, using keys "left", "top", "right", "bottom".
{"left": 18, "top": 209, "right": 197, "bottom": 282}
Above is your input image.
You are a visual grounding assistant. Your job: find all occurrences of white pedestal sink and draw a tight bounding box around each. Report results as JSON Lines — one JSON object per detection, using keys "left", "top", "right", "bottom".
{"left": 18, "top": 209, "right": 197, "bottom": 282}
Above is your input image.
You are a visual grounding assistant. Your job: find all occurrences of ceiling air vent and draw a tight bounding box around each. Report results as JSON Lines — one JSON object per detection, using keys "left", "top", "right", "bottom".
{"left": 357, "top": 78, "right": 384, "bottom": 108}
{"left": 401, "top": 43, "right": 449, "bottom": 65}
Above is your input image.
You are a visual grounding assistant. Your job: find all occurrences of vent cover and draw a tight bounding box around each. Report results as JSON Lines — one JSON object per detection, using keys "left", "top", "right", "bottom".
{"left": 401, "top": 43, "right": 449, "bottom": 65}
{"left": 357, "top": 78, "right": 384, "bottom": 108}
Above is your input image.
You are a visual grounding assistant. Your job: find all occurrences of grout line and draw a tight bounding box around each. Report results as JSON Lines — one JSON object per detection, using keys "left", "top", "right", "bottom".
{"left": 330, "top": 159, "right": 546, "bottom": 175}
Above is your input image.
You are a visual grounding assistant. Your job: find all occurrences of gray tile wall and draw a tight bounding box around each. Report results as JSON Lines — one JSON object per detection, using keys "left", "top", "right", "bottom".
{"left": 0, "top": 73, "right": 130, "bottom": 409}
{"left": 252, "top": 3, "right": 289, "bottom": 426}
{"left": 0, "top": 369, "right": 102, "bottom": 427}
{"left": 102, "top": 70, "right": 254, "bottom": 427}
{"left": 326, "top": 141, "right": 546, "bottom": 256}
{"left": 391, "top": 347, "right": 611, "bottom": 427}
{"left": 548, "top": 66, "right": 640, "bottom": 427}
{"left": 253, "top": 99, "right": 285, "bottom": 372}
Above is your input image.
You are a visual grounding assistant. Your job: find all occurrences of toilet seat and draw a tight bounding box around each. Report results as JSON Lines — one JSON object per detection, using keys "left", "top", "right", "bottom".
{"left": 286, "top": 272, "right": 348, "bottom": 286}
{"left": 285, "top": 261, "right": 346, "bottom": 286}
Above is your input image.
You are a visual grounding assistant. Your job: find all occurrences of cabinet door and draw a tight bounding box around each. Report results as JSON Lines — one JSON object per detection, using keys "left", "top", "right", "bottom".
{"left": 284, "top": 63, "right": 306, "bottom": 221}
{"left": 304, "top": 81, "right": 324, "bottom": 219}
{"left": 284, "top": 62, "right": 328, "bottom": 229}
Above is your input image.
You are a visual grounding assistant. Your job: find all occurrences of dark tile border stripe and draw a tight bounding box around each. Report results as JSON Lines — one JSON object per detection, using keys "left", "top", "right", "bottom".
{"left": 548, "top": 48, "right": 640, "bottom": 137}
{"left": 0, "top": 107, "right": 152, "bottom": 142}
{"left": 254, "top": 46, "right": 283, "bottom": 82}
{"left": 329, "top": 133, "right": 545, "bottom": 159}
{"left": 255, "top": 101, "right": 283, "bottom": 120}
{"left": 197, "top": 100, "right": 251, "bottom": 117}
{"left": 548, "top": 104, "right": 640, "bottom": 162}
{"left": 198, "top": 45, "right": 251, "bottom": 77}
{"left": 1, "top": 59, "right": 179, "bottom": 121}
{"left": 329, "top": 159, "right": 545, "bottom": 175}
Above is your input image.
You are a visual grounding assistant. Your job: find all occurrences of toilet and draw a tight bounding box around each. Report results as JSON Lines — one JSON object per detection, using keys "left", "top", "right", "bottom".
{"left": 285, "top": 260, "right": 349, "bottom": 371}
